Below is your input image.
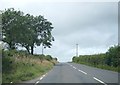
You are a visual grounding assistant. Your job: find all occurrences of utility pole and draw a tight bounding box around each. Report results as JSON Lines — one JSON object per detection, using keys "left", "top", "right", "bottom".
{"left": 76, "top": 44, "right": 78, "bottom": 57}
{"left": 42, "top": 43, "right": 44, "bottom": 55}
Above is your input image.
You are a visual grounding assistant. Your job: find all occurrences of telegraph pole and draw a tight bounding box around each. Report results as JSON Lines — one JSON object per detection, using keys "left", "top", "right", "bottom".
{"left": 76, "top": 44, "right": 78, "bottom": 57}
{"left": 42, "top": 43, "right": 44, "bottom": 55}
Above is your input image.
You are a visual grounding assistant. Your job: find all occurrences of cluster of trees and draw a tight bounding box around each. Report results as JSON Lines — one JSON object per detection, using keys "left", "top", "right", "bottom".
{"left": 72, "top": 45, "right": 120, "bottom": 67}
{"left": 2, "top": 8, "right": 54, "bottom": 55}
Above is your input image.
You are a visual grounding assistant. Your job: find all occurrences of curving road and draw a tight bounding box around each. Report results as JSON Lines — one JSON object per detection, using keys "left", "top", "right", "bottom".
{"left": 25, "top": 63, "right": 119, "bottom": 85}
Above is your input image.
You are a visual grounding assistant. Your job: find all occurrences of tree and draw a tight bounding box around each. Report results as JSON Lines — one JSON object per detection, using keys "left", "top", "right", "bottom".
{"left": 2, "top": 8, "right": 54, "bottom": 55}
{"left": 105, "top": 45, "right": 119, "bottom": 67}
{"left": 30, "top": 15, "right": 54, "bottom": 55}
{"left": 17, "top": 14, "right": 37, "bottom": 54}
{"left": 2, "top": 8, "right": 23, "bottom": 50}
{"left": 21, "top": 14, "right": 54, "bottom": 55}
{"left": 53, "top": 58, "right": 57, "bottom": 61}
{"left": 45, "top": 55, "right": 52, "bottom": 61}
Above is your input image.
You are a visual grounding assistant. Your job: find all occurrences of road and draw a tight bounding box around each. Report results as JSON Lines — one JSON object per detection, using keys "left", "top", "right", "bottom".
{"left": 25, "top": 63, "right": 119, "bottom": 84}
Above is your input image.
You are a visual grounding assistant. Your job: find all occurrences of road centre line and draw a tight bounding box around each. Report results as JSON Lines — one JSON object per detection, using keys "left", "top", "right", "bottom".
{"left": 93, "top": 77, "right": 107, "bottom": 85}
{"left": 68, "top": 64, "right": 107, "bottom": 85}
{"left": 68, "top": 64, "right": 88, "bottom": 75}
{"left": 73, "top": 66, "right": 77, "bottom": 69}
{"left": 67, "top": 63, "right": 108, "bottom": 84}
{"left": 78, "top": 69, "right": 87, "bottom": 75}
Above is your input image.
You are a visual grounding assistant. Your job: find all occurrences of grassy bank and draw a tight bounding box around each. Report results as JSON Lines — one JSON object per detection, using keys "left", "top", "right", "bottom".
{"left": 72, "top": 55, "right": 119, "bottom": 72}
{"left": 72, "top": 45, "right": 120, "bottom": 72}
{"left": 74, "top": 62, "right": 119, "bottom": 72}
{"left": 2, "top": 50, "right": 57, "bottom": 83}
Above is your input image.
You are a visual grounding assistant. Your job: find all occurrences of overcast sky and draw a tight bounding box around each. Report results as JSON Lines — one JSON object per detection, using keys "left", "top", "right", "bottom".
{"left": 0, "top": 0, "right": 118, "bottom": 62}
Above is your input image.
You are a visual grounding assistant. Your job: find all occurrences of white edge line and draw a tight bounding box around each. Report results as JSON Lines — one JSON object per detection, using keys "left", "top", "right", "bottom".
{"left": 35, "top": 81, "right": 40, "bottom": 84}
{"left": 39, "top": 73, "right": 48, "bottom": 80}
{"left": 93, "top": 77, "right": 107, "bottom": 85}
{"left": 78, "top": 69, "right": 87, "bottom": 75}
{"left": 40, "top": 76, "right": 43, "bottom": 80}
{"left": 42, "top": 75, "right": 45, "bottom": 77}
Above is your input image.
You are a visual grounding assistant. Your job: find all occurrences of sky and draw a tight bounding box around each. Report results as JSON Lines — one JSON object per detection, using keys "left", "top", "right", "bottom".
{"left": 0, "top": 0, "right": 118, "bottom": 62}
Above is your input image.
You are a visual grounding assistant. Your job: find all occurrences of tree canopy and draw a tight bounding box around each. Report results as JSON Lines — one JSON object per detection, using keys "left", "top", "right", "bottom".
{"left": 2, "top": 8, "right": 54, "bottom": 55}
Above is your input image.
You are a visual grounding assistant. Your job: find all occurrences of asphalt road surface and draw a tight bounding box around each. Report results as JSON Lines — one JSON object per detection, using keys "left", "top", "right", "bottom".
{"left": 25, "top": 63, "right": 119, "bottom": 84}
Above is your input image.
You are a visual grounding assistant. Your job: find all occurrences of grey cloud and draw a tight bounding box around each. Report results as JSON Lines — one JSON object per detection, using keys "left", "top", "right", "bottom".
{"left": 34, "top": 2, "right": 118, "bottom": 62}
{"left": 0, "top": 1, "right": 118, "bottom": 62}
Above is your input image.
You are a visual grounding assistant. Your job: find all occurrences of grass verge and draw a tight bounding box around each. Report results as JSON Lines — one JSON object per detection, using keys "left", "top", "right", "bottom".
{"left": 2, "top": 50, "right": 55, "bottom": 83}
{"left": 75, "top": 62, "right": 119, "bottom": 72}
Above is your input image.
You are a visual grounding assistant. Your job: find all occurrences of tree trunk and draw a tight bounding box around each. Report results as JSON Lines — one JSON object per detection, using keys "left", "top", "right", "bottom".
{"left": 25, "top": 46, "right": 30, "bottom": 54}
{"left": 9, "top": 41, "right": 15, "bottom": 50}
{"left": 9, "top": 42, "right": 12, "bottom": 50}
{"left": 31, "top": 46, "right": 34, "bottom": 55}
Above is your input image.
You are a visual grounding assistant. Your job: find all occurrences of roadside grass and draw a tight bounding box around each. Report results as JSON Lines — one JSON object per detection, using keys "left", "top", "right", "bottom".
{"left": 76, "top": 62, "right": 119, "bottom": 72}
{"left": 2, "top": 50, "right": 55, "bottom": 83}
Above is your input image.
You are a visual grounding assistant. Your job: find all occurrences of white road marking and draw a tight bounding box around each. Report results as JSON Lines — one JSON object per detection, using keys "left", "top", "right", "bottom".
{"left": 66, "top": 63, "right": 108, "bottom": 84}
{"left": 40, "top": 76, "right": 44, "bottom": 80}
{"left": 35, "top": 81, "right": 40, "bottom": 84}
{"left": 39, "top": 73, "right": 48, "bottom": 80}
{"left": 69, "top": 64, "right": 87, "bottom": 75}
{"left": 73, "top": 66, "right": 77, "bottom": 69}
{"left": 43, "top": 75, "right": 45, "bottom": 77}
{"left": 93, "top": 77, "right": 107, "bottom": 85}
{"left": 78, "top": 69, "right": 87, "bottom": 75}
